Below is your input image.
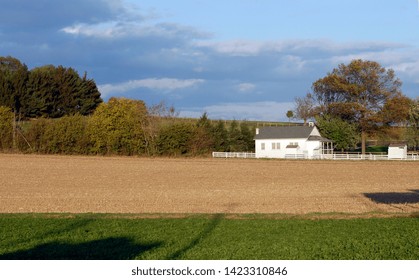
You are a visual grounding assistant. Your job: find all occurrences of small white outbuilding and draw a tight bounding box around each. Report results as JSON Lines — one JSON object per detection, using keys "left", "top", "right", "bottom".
{"left": 388, "top": 143, "right": 407, "bottom": 159}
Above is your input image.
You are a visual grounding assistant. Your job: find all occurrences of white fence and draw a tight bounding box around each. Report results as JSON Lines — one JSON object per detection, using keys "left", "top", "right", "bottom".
{"left": 314, "top": 153, "right": 388, "bottom": 160}
{"left": 284, "top": 154, "right": 306, "bottom": 159}
{"left": 315, "top": 153, "right": 419, "bottom": 161}
{"left": 212, "top": 152, "right": 256, "bottom": 159}
{"left": 409, "top": 154, "right": 419, "bottom": 161}
{"left": 213, "top": 152, "right": 419, "bottom": 161}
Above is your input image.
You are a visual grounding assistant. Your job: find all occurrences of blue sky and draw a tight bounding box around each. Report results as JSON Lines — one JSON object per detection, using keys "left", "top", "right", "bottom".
{"left": 1, "top": 0, "right": 419, "bottom": 121}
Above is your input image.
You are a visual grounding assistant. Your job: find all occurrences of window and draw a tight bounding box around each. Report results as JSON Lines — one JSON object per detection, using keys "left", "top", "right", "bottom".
{"left": 272, "top": 143, "right": 280, "bottom": 150}
{"left": 261, "top": 143, "right": 265, "bottom": 150}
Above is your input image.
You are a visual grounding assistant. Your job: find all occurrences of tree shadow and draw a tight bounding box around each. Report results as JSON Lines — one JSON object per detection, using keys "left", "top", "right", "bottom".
{"left": 0, "top": 237, "right": 162, "bottom": 260}
{"left": 1, "top": 218, "right": 95, "bottom": 249}
{"left": 167, "top": 213, "right": 224, "bottom": 260}
{"left": 364, "top": 190, "right": 419, "bottom": 204}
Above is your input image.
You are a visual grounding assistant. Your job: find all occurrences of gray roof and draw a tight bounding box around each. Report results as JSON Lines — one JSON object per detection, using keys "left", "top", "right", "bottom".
{"left": 254, "top": 126, "right": 315, "bottom": 140}
{"left": 286, "top": 144, "right": 299, "bottom": 148}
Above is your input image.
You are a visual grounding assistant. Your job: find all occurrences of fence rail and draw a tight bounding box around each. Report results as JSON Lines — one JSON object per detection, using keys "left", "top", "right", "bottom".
{"left": 315, "top": 153, "right": 419, "bottom": 161}
{"left": 212, "top": 152, "right": 256, "bottom": 159}
{"left": 314, "top": 154, "right": 389, "bottom": 160}
{"left": 212, "top": 152, "right": 419, "bottom": 161}
{"left": 284, "top": 154, "right": 306, "bottom": 159}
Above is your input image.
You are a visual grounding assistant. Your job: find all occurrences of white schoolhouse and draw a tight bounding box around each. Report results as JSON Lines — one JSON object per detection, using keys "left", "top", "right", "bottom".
{"left": 254, "top": 124, "right": 333, "bottom": 159}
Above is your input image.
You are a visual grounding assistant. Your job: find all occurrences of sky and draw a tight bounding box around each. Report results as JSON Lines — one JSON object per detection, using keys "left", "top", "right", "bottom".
{"left": 1, "top": 0, "right": 419, "bottom": 121}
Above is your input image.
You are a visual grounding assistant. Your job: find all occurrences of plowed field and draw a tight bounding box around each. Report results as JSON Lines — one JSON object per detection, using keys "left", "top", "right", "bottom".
{"left": 0, "top": 154, "right": 418, "bottom": 214}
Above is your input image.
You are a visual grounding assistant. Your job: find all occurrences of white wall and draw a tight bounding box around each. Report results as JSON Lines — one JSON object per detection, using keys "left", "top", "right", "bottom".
{"left": 305, "top": 141, "right": 322, "bottom": 158}
{"left": 255, "top": 138, "right": 322, "bottom": 158}
{"left": 311, "top": 127, "right": 321, "bottom": 137}
{"left": 388, "top": 146, "right": 407, "bottom": 159}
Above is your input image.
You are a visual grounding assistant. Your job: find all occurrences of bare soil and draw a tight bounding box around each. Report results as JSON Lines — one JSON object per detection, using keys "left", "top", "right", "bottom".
{"left": 0, "top": 154, "right": 418, "bottom": 214}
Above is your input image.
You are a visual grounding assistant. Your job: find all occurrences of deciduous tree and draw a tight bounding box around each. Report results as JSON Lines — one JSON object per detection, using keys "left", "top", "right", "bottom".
{"left": 294, "top": 93, "right": 315, "bottom": 125}
{"left": 311, "top": 59, "right": 406, "bottom": 154}
{"left": 315, "top": 115, "right": 358, "bottom": 151}
{"left": 406, "top": 97, "right": 419, "bottom": 150}
{"left": 286, "top": 110, "right": 294, "bottom": 123}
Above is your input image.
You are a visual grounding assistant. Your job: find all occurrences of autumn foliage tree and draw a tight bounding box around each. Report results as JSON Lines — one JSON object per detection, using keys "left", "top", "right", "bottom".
{"left": 311, "top": 59, "right": 409, "bottom": 154}
{"left": 406, "top": 98, "right": 419, "bottom": 150}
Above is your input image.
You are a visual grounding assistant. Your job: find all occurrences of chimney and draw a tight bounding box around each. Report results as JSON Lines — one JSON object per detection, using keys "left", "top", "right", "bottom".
{"left": 255, "top": 128, "right": 260, "bottom": 135}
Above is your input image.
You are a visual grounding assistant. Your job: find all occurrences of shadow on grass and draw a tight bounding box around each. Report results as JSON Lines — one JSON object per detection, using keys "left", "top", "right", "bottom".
{"left": 167, "top": 213, "right": 224, "bottom": 260}
{"left": 364, "top": 190, "right": 419, "bottom": 204}
{"left": 0, "top": 217, "right": 98, "bottom": 252}
{"left": 0, "top": 237, "right": 162, "bottom": 260}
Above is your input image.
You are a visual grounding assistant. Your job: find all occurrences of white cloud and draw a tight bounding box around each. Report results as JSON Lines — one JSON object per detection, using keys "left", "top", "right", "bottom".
{"left": 61, "top": 20, "right": 210, "bottom": 40}
{"left": 194, "top": 39, "right": 405, "bottom": 57}
{"left": 390, "top": 60, "right": 419, "bottom": 83}
{"left": 180, "top": 101, "right": 295, "bottom": 121}
{"left": 236, "top": 83, "right": 256, "bottom": 93}
{"left": 99, "top": 78, "right": 205, "bottom": 96}
{"left": 195, "top": 40, "right": 266, "bottom": 56}
{"left": 61, "top": 22, "right": 119, "bottom": 38}
{"left": 391, "top": 60, "right": 419, "bottom": 74}
{"left": 275, "top": 55, "right": 307, "bottom": 74}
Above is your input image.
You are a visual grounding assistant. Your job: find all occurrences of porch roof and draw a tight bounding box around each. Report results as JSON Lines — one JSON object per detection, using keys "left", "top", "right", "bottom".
{"left": 307, "top": 135, "right": 333, "bottom": 142}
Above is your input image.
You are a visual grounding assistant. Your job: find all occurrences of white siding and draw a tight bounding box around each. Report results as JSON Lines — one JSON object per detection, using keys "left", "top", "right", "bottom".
{"left": 254, "top": 126, "right": 327, "bottom": 159}
{"left": 305, "top": 140, "right": 322, "bottom": 158}
{"left": 255, "top": 138, "right": 318, "bottom": 158}
{"left": 388, "top": 146, "right": 407, "bottom": 159}
{"left": 310, "top": 127, "right": 321, "bottom": 137}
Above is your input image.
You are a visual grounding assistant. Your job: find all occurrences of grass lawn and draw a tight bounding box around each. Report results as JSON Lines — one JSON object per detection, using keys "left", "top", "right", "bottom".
{"left": 0, "top": 214, "right": 418, "bottom": 260}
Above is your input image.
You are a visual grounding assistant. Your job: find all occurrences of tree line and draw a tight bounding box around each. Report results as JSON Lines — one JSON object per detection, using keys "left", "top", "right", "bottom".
{"left": 0, "top": 98, "right": 255, "bottom": 156}
{"left": 1, "top": 57, "right": 418, "bottom": 155}
{"left": 0, "top": 56, "right": 102, "bottom": 119}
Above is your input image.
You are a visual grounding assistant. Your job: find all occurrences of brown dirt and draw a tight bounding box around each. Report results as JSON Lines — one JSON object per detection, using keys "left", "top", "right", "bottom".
{"left": 0, "top": 154, "right": 418, "bottom": 214}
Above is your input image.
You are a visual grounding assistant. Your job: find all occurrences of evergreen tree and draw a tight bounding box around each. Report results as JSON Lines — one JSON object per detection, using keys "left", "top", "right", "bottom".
{"left": 0, "top": 57, "right": 102, "bottom": 118}
{"left": 240, "top": 122, "right": 255, "bottom": 152}
{"left": 189, "top": 113, "right": 215, "bottom": 155}
{"left": 0, "top": 56, "right": 29, "bottom": 116}
{"left": 212, "top": 120, "right": 229, "bottom": 152}
{"left": 228, "top": 120, "right": 243, "bottom": 152}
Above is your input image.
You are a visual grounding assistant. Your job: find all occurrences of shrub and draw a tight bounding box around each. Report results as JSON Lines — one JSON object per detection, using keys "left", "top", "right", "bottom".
{"left": 157, "top": 123, "right": 194, "bottom": 156}
{"left": 0, "top": 106, "right": 13, "bottom": 150}
{"left": 43, "top": 114, "right": 88, "bottom": 154}
{"left": 87, "top": 98, "right": 147, "bottom": 155}
{"left": 23, "top": 118, "right": 51, "bottom": 153}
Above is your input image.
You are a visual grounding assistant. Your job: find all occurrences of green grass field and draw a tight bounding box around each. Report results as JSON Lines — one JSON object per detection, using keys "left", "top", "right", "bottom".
{"left": 1, "top": 214, "right": 418, "bottom": 260}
